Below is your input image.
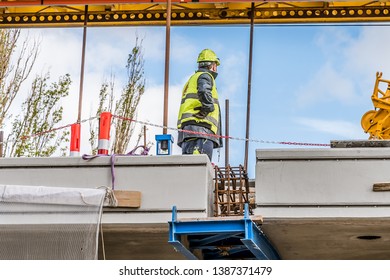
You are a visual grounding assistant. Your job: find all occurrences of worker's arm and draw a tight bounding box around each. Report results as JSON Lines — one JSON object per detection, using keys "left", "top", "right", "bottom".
{"left": 197, "top": 73, "right": 215, "bottom": 114}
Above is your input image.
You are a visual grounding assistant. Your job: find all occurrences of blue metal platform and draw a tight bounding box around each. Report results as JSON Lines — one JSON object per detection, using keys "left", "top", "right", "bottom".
{"left": 168, "top": 204, "right": 280, "bottom": 260}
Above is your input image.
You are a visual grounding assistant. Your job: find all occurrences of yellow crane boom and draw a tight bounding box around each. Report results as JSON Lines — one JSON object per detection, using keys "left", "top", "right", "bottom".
{"left": 361, "top": 72, "right": 390, "bottom": 139}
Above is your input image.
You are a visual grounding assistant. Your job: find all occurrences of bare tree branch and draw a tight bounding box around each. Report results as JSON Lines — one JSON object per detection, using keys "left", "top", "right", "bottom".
{"left": 0, "top": 29, "right": 40, "bottom": 129}
{"left": 89, "top": 36, "right": 147, "bottom": 155}
{"left": 112, "top": 37, "right": 145, "bottom": 154}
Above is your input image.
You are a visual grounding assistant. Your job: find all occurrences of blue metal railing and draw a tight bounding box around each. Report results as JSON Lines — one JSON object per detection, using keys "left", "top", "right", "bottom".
{"left": 168, "top": 204, "right": 280, "bottom": 260}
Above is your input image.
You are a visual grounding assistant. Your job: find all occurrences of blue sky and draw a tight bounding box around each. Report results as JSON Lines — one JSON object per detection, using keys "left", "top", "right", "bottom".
{"left": 12, "top": 24, "right": 389, "bottom": 177}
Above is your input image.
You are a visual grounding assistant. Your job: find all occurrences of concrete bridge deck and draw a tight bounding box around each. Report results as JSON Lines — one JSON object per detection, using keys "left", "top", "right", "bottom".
{"left": 2, "top": 149, "right": 390, "bottom": 259}
{"left": 256, "top": 148, "right": 390, "bottom": 260}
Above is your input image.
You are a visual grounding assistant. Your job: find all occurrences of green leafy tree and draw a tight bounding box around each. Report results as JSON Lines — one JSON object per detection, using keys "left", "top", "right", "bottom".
{"left": 112, "top": 37, "right": 146, "bottom": 154}
{"left": 0, "top": 29, "right": 39, "bottom": 128}
{"left": 90, "top": 37, "right": 146, "bottom": 154}
{"left": 5, "top": 73, "right": 71, "bottom": 157}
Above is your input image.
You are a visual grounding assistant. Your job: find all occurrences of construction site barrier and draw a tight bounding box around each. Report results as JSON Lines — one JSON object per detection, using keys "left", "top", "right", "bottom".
{"left": 70, "top": 123, "right": 81, "bottom": 157}
{"left": 2, "top": 114, "right": 329, "bottom": 155}
{"left": 98, "top": 112, "right": 112, "bottom": 155}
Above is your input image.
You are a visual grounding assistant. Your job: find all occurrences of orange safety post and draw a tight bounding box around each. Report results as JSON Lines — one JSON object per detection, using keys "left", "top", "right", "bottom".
{"left": 70, "top": 123, "right": 81, "bottom": 157}
{"left": 98, "top": 112, "right": 112, "bottom": 155}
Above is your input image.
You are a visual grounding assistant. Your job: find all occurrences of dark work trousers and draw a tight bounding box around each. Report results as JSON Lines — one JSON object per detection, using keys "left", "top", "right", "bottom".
{"left": 181, "top": 138, "right": 214, "bottom": 161}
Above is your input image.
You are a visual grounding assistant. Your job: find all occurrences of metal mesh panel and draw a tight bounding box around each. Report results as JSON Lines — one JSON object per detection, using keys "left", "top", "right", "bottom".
{"left": 214, "top": 165, "right": 253, "bottom": 217}
{"left": 0, "top": 185, "right": 105, "bottom": 260}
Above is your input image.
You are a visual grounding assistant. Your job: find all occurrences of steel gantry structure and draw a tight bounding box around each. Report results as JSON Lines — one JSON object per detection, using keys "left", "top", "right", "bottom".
{"left": 2, "top": 1, "right": 390, "bottom": 27}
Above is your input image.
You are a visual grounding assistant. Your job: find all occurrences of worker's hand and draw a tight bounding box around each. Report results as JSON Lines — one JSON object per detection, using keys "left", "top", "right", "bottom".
{"left": 193, "top": 110, "right": 208, "bottom": 119}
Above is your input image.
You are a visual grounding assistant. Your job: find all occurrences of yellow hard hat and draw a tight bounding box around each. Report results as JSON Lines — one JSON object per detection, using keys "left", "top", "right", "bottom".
{"left": 197, "top": 49, "right": 220, "bottom": 66}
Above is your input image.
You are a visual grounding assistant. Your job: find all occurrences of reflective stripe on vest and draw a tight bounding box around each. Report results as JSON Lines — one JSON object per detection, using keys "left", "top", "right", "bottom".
{"left": 177, "top": 71, "right": 220, "bottom": 134}
{"left": 179, "top": 113, "right": 219, "bottom": 128}
{"left": 181, "top": 93, "right": 219, "bottom": 105}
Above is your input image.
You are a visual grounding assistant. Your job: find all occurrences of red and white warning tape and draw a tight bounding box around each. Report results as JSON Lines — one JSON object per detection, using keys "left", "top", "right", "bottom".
{"left": 112, "top": 115, "right": 330, "bottom": 147}
{"left": 0, "top": 114, "right": 331, "bottom": 147}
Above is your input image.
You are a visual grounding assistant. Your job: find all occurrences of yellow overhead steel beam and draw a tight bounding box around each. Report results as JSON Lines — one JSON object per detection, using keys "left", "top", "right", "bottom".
{"left": 1, "top": 1, "right": 390, "bottom": 27}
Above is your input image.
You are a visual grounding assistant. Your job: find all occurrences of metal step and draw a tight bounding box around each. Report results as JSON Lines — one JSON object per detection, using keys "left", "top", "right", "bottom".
{"left": 168, "top": 204, "right": 280, "bottom": 260}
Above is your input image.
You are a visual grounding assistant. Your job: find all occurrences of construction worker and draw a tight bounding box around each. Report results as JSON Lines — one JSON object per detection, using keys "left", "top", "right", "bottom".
{"left": 177, "top": 49, "right": 223, "bottom": 162}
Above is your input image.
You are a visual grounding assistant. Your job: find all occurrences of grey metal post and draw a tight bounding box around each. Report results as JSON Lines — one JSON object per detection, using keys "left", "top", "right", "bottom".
{"left": 77, "top": 5, "right": 88, "bottom": 123}
{"left": 244, "top": 2, "right": 255, "bottom": 171}
{"left": 163, "top": 0, "right": 171, "bottom": 134}
{"left": 225, "top": 99, "right": 229, "bottom": 167}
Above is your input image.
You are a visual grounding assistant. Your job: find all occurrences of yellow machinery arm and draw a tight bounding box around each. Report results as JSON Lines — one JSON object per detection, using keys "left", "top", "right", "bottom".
{"left": 361, "top": 72, "right": 390, "bottom": 139}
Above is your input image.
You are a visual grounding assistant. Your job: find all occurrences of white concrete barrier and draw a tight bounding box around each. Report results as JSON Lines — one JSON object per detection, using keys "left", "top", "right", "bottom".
{"left": 0, "top": 154, "right": 214, "bottom": 223}
{"left": 255, "top": 148, "right": 390, "bottom": 218}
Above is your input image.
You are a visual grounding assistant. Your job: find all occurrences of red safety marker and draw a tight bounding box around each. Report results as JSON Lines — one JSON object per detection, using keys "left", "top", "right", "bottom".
{"left": 70, "top": 123, "right": 81, "bottom": 157}
{"left": 98, "top": 112, "right": 112, "bottom": 155}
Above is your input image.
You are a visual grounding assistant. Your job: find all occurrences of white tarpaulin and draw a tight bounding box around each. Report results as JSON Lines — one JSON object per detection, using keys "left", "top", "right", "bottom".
{"left": 0, "top": 185, "right": 105, "bottom": 206}
{"left": 0, "top": 185, "right": 106, "bottom": 260}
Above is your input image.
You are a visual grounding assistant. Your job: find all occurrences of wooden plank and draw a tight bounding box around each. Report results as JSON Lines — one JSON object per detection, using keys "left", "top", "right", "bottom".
{"left": 373, "top": 183, "right": 390, "bottom": 192}
{"left": 112, "top": 190, "right": 141, "bottom": 208}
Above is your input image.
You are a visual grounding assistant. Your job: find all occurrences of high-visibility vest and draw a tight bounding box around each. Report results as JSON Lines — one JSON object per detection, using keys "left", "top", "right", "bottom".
{"left": 177, "top": 71, "right": 220, "bottom": 134}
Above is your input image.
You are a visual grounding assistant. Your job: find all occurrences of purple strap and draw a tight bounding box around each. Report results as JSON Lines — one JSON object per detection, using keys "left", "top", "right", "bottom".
{"left": 82, "top": 145, "right": 150, "bottom": 190}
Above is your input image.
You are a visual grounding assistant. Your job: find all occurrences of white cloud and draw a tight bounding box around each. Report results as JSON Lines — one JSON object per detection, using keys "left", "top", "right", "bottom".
{"left": 295, "top": 117, "right": 364, "bottom": 139}
{"left": 219, "top": 51, "right": 247, "bottom": 100}
{"left": 314, "top": 26, "right": 354, "bottom": 56}
{"left": 34, "top": 29, "right": 82, "bottom": 77}
{"left": 295, "top": 62, "right": 356, "bottom": 107}
{"left": 296, "top": 26, "right": 390, "bottom": 108}
{"left": 170, "top": 32, "right": 198, "bottom": 64}
{"left": 344, "top": 26, "right": 390, "bottom": 76}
